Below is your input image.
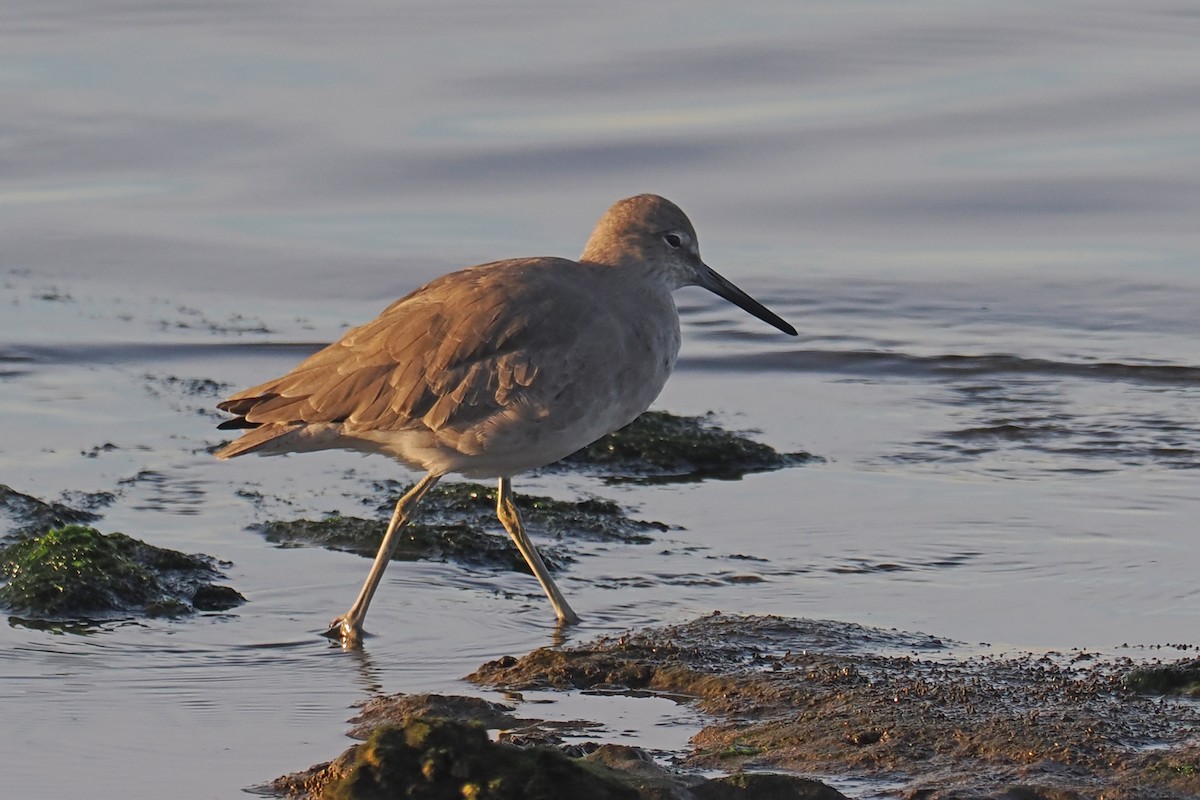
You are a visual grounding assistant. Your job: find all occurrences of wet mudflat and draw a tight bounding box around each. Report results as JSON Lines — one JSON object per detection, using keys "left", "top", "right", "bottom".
{"left": 274, "top": 614, "right": 1199, "bottom": 799}
{"left": 474, "top": 615, "right": 1200, "bottom": 798}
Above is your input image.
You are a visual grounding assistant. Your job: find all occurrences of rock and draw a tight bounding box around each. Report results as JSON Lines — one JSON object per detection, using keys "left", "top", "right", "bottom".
{"left": 272, "top": 717, "right": 640, "bottom": 800}
{"left": 0, "top": 483, "right": 99, "bottom": 538}
{"left": 0, "top": 524, "right": 244, "bottom": 621}
{"left": 585, "top": 744, "right": 698, "bottom": 800}
{"left": 348, "top": 693, "right": 521, "bottom": 740}
{"left": 557, "top": 411, "right": 816, "bottom": 483}
{"left": 693, "top": 773, "right": 848, "bottom": 800}
{"left": 256, "top": 481, "right": 667, "bottom": 571}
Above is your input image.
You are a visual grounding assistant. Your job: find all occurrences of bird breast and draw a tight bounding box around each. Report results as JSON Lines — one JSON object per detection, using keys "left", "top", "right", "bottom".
{"left": 457, "top": 264, "right": 681, "bottom": 469}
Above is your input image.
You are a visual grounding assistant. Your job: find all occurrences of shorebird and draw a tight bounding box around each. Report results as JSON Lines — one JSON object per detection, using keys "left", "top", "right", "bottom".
{"left": 216, "top": 194, "right": 796, "bottom": 646}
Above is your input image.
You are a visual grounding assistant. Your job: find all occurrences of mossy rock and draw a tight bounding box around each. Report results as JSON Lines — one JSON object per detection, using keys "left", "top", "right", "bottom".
{"left": 278, "top": 717, "right": 638, "bottom": 800}
{"left": 0, "top": 524, "right": 244, "bottom": 621}
{"left": 256, "top": 481, "right": 666, "bottom": 572}
{"left": 257, "top": 515, "right": 542, "bottom": 572}
{"left": 558, "top": 411, "right": 817, "bottom": 483}
{"left": 382, "top": 482, "right": 667, "bottom": 543}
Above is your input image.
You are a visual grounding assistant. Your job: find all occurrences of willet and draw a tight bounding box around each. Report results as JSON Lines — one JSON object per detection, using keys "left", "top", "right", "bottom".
{"left": 216, "top": 194, "right": 796, "bottom": 646}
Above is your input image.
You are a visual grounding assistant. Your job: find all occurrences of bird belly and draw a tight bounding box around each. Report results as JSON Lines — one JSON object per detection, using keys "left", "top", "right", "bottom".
{"left": 354, "top": 312, "right": 678, "bottom": 479}
{"left": 446, "top": 310, "right": 680, "bottom": 477}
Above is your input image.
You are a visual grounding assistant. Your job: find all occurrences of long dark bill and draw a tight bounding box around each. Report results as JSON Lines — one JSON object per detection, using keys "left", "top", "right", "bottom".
{"left": 697, "top": 263, "right": 797, "bottom": 336}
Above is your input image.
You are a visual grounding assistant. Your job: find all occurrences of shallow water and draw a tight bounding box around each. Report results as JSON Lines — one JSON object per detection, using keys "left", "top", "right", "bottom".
{"left": 2, "top": 2, "right": 1198, "bottom": 798}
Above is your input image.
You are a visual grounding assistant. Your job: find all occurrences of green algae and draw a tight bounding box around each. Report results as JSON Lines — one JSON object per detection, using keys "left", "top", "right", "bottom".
{"left": 558, "top": 411, "right": 817, "bottom": 483}
{"left": 278, "top": 717, "right": 638, "bottom": 800}
{"left": 256, "top": 481, "right": 667, "bottom": 572}
{"left": 0, "top": 524, "right": 244, "bottom": 621}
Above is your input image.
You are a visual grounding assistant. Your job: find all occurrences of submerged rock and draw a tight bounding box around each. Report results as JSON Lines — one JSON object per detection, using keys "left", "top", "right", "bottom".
{"left": 256, "top": 514, "right": 542, "bottom": 572}
{"left": 256, "top": 481, "right": 667, "bottom": 573}
{"left": 272, "top": 716, "right": 640, "bottom": 800}
{"left": 370, "top": 481, "right": 668, "bottom": 544}
{"left": 1, "top": 483, "right": 99, "bottom": 539}
{"left": 557, "top": 411, "right": 817, "bottom": 483}
{"left": 0, "top": 524, "right": 244, "bottom": 622}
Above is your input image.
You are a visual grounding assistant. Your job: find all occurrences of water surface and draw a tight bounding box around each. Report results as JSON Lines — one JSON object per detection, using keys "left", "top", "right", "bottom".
{"left": 2, "top": 2, "right": 1198, "bottom": 798}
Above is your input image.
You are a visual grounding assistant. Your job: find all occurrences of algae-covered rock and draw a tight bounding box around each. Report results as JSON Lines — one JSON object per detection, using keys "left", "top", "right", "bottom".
{"left": 256, "top": 481, "right": 666, "bottom": 572}
{"left": 558, "top": 411, "right": 816, "bottom": 483}
{"left": 0, "top": 524, "right": 244, "bottom": 621}
{"left": 582, "top": 744, "right": 700, "bottom": 800}
{"left": 347, "top": 693, "right": 522, "bottom": 740}
{"left": 274, "top": 696, "right": 851, "bottom": 800}
{"left": 256, "top": 515, "right": 540, "bottom": 572}
{"left": 374, "top": 482, "right": 667, "bottom": 544}
{"left": 1124, "top": 659, "right": 1200, "bottom": 696}
{"left": 273, "top": 717, "right": 638, "bottom": 800}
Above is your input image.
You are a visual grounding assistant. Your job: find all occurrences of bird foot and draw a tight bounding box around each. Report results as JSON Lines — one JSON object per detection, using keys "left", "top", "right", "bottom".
{"left": 322, "top": 615, "right": 365, "bottom": 648}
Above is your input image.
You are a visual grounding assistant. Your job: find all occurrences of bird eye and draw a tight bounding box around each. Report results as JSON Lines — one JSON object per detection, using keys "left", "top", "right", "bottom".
{"left": 663, "top": 233, "right": 683, "bottom": 249}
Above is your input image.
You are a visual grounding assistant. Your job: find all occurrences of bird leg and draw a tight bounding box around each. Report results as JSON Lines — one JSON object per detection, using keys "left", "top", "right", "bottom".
{"left": 326, "top": 472, "right": 441, "bottom": 646}
{"left": 495, "top": 477, "right": 580, "bottom": 625}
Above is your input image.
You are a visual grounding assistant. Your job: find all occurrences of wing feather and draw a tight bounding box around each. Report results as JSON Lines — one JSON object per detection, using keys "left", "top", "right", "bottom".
{"left": 216, "top": 258, "right": 606, "bottom": 457}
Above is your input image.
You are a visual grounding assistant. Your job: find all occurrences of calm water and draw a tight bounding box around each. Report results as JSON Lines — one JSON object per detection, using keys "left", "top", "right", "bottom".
{"left": 2, "top": 2, "right": 1198, "bottom": 798}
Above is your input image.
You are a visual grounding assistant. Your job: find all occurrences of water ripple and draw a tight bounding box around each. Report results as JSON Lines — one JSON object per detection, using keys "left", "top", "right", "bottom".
{"left": 683, "top": 349, "right": 1200, "bottom": 387}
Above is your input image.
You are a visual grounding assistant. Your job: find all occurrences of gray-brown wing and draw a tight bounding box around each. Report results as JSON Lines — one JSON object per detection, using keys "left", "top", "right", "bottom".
{"left": 217, "top": 258, "right": 589, "bottom": 440}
